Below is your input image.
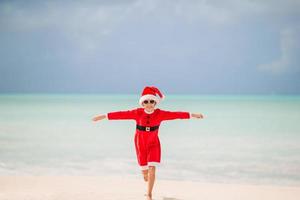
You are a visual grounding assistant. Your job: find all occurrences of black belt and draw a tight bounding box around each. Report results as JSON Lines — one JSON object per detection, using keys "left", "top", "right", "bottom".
{"left": 136, "top": 124, "right": 159, "bottom": 132}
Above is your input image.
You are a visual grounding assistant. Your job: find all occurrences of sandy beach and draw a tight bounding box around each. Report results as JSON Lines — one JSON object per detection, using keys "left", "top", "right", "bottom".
{"left": 0, "top": 176, "right": 299, "bottom": 200}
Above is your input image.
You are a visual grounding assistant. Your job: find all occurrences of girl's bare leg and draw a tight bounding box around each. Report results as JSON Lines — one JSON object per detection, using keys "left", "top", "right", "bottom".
{"left": 146, "top": 166, "right": 156, "bottom": 199}
{"left": 142, "top": 169, "right": 148, "bottom": 182}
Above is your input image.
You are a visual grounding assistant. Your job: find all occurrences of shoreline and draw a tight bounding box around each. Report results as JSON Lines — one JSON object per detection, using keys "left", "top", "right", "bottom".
{"left": 1, "top": 176, "right": 300, "bottom": 200}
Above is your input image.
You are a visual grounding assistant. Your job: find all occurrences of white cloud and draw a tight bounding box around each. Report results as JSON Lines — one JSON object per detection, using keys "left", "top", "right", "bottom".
{"left": 258, "top": 27, "right": 300, "bottom": 75}
{"left": 2, "top": 0, "right": 299, "bottom": 30}
{"left": 1, "top": 0, "right": 299, "bottom": 61}
{"left": 130, "top": 0, "right": 300, "bottom": 26}
{"left": 0, "top": 1, "right": 135, "bottom": 51}
{"left": 2, "top": 0, "right": 299, "bottom": 36}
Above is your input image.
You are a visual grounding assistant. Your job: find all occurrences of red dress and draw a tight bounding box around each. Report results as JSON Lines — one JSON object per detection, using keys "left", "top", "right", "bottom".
{"left": 107, "top": 108, "right": 190, "bottom": 169}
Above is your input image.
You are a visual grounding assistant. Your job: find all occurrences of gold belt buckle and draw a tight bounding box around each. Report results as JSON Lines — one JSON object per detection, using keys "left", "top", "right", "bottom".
{"left": 145, "top": 127, "right": 150, "bottom": 132}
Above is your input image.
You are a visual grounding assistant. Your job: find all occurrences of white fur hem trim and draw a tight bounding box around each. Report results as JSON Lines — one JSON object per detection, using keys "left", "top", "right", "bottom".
{"left": 148, "top": 162, "right": 160, "bottom": 167}
{"left": 141, "top": 165, "right": 149, "bottom": 170}
{"left": 139, "top": 95, "right": 161, "bottom": 107}
{"left": 140, "top": 162, "right": 160, "bottom": 170}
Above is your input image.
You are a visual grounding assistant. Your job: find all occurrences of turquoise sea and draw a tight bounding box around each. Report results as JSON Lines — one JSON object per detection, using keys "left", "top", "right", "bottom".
{"left": 0, "top": 94, "right": 300, "bottom": 186}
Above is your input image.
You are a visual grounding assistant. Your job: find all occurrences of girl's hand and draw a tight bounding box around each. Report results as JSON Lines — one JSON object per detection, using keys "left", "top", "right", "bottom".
{"left": 92, "top": 115, "right": 106, "bottom": 122}
{"left": 191, "top": 113, "right": 204, "bottom": 119}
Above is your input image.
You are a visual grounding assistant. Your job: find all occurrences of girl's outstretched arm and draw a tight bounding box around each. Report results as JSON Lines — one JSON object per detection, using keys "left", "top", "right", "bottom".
{"left": 92, "top": 108, "right": 138, "bottom": 121}
{"left": 160, "top": 110, "right": 204, "bottom": 121}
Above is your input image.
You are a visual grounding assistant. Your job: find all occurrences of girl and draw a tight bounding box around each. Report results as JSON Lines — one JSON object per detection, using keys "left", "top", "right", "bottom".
{"left": 92, "top": 86, "right": 204, "bottom": 200}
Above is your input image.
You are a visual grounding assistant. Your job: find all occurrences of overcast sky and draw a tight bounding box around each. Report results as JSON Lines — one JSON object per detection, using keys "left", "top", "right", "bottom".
{"left": 0, "top": 0, "right": 299, "bottom": 95}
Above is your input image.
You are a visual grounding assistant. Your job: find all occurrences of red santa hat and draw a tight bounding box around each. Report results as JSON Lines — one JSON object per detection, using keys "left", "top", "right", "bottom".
{"left": 139, "top": 86, "right": 165, "bottom": 106}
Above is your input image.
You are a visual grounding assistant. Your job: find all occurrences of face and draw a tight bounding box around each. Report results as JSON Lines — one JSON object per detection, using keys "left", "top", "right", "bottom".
{"left": 142, "top": 99, "right": 157, "bottom": 110}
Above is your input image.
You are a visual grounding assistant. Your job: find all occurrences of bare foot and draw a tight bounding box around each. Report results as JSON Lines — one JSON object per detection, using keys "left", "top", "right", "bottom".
{"left": 145, "top": 194, "right": 152, "bottom": 200}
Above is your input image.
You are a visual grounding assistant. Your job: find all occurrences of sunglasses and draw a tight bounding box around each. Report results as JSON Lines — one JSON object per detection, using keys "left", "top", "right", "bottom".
{"left": 143, "top": 100, "right": 156, "bottom": 104}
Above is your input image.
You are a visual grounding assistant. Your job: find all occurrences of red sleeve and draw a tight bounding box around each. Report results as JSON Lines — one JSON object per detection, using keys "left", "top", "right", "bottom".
{"left": 107, "top": 109, "right": 137, "bottom": 120}
{"left": 160, "top": 109, "right": 191, "bottom": 121}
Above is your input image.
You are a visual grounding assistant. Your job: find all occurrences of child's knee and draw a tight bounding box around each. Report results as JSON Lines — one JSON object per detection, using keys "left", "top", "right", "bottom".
{"left": 148, "top": 166, "right": 156, "bottom": 174}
